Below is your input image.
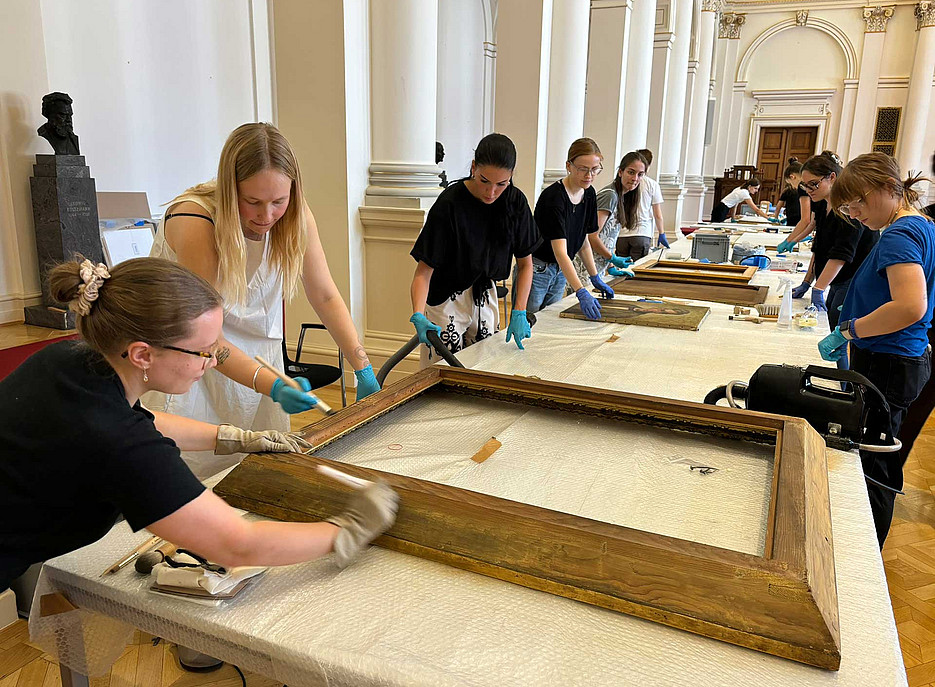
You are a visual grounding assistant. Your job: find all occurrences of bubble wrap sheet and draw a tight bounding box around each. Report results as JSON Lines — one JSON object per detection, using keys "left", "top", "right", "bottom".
{"left": 32, "top": 241, "right": 905, "bottom": 685}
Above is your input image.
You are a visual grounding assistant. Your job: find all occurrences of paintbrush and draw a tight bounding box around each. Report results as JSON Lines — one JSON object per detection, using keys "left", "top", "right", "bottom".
{"left": 101, "top": 535, "right": 162, "bottom": 576}
{"left": 254, "top": 355, "right": 336, "bottom": 416}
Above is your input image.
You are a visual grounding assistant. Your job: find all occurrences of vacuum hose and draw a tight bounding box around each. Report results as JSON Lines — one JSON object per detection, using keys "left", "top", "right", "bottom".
{"left": 376, "top": 330, "right": 464, "bottom": 387}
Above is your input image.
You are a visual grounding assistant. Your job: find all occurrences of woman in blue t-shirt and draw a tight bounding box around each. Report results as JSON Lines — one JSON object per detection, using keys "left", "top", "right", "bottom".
{"left": 820, "top": 153, "right": 935, "bottom": 546}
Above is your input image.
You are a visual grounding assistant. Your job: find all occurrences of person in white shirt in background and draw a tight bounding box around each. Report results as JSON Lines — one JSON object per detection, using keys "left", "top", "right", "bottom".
{"left": 710, "top": 178, "right": 772, "bottom": 223}
{"left": 612, "top": 149, "right": 667, "bottom": 261}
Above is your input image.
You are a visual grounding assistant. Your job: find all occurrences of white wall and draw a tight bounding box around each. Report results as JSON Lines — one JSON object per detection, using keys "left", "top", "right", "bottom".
{"left": 437, "top": 0, "right": 489, "bottom": 182}
{"left": 744, "top": 30, "right": 847, "bottom": 91}
{"left": 0, "top": 1, "right": 50, "bottom": 322}
{"left": 0, "top": 0, "right": 269, "bottom": 323}
{"left": 39, "top": 0, "right": 262, "bottom": 213}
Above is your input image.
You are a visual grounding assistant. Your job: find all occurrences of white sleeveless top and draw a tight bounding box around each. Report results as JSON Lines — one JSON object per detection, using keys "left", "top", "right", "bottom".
{"left": 142, "top": 195, "right": 288, "bottom": 479}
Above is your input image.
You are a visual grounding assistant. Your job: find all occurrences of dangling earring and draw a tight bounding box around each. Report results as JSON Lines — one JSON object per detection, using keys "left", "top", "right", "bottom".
{"left": 143, "top": 369, "right": 149, "bottom": 383}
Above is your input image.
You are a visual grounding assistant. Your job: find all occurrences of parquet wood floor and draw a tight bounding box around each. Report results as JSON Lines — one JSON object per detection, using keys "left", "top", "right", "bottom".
{"left": 2, "top": 381, "right": 932, "bottom": 684}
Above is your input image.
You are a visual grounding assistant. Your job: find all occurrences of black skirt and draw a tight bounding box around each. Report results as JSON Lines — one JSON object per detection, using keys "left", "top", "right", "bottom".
{"left": 711, "top": 202, "right": 730, "bottom": 223}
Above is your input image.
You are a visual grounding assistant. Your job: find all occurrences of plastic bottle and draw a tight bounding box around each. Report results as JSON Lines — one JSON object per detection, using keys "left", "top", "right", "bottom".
{"left": 777, "top": 278, "right": 793, "bottom": 329}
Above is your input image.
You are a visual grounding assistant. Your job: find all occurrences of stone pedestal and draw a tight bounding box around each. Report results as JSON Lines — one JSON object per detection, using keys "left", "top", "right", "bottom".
{"left": 26, "top": 154, "right": 101, "bottom": 329}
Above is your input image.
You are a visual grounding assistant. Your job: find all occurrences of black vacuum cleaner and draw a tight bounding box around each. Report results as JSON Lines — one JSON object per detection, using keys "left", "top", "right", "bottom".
{"left": 704, "top": 363, "right": 901, "bottom": 455}
{"left": 376, "top": 330, "right": 464, "bottom": 386}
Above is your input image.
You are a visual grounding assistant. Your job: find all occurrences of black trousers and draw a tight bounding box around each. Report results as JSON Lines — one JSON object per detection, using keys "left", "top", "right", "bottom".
{"left": 850, "top": 344, "right": 932, "bottom": 547}
{"left": 710, "top": 202, "right": 730, "bottom": 223}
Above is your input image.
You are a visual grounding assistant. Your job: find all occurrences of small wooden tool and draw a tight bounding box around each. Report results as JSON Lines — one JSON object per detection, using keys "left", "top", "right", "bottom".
{"left": 101, "top": 535, "right": 161, "bottom": 576}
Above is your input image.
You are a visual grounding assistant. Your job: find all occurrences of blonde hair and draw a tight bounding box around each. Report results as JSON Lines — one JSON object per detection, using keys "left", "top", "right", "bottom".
{"left": 831, "top": 152, "right": 929, "bottom": 215}
{"left": 567, "top": 138, "right": 603, "bottom": 164}
{"left": 48, "top": 257, "right": 221, "bottom": 357}
{"left": 174, "top": 123, "right": 308, "bottom": 305}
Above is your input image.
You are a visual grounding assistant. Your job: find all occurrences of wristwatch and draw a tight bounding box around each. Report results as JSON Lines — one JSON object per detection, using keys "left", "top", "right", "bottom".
{"left": 839, "top": 319, "right": 859, "bottom": 341}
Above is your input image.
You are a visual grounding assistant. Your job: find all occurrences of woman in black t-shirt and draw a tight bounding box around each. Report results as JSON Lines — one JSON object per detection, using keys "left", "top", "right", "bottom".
{"left": 796, "top": 152, "right": 878, "bottom": 338}
{"left": 527, "top": 138, "right": 615, "bottom": 320}
{"left": 0, "top": 258, "right": 397, "bottom": 591}
{"left": 410, "top": 134, "right": 542, "bottom": 363}
{"left": 773, "top": 158, "right": 810, "bottom": 229}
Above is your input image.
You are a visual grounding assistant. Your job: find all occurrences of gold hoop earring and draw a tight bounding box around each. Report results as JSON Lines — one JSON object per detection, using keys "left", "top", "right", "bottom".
{"left": 143, "top": 369, "right": 149, "bottom": 383}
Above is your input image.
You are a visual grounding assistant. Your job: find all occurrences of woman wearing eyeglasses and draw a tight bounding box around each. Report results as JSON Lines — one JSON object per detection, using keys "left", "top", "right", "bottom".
{"left": 571, "top": 151, "right": 646, "bottom": 288}
{"left": 710, "top": 179, "right": 772, "bottom": 223}
{"left": 0, "top": 257, "right": 398, "bottom": 594}
{"left": 526, "top": 138, "right": 611, "bottom": 320}
{"left": 818, "top": 153, "right": 935, "bottom": 545}
{"left": 145, "top": 123, "right": 380, "bottom": 477}
{"left": 793, "top": 152, "right": 877, "bottom": 340}
{"left": 409, "top": 133, "right": 542, "bottom": 363}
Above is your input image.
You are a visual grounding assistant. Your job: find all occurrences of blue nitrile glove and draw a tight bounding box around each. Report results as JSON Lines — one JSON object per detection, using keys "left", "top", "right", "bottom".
{"left": 657, "top": 233, "right": 670, "bottom": 249}
{"left": 810, "top": 289, "right": 827, "bottom": 312}
{"left": 776, "top": 239, "right": 797, "bottom": 253}
{"left": 818, "top": 327, "right": 848, "bottom": 362}
{"left": 768, "top": 217, "right": 781, "bottom": 225}
{"left": 410, "top": 312, "right": 442, "bottom": 347}
{"left": 791, "top": 280, "right": 811, "bottom": 299}
{"left": 505, "top": 309, "right": 532, "bottom": 350}
{"left": 610, "top": 255, "right": 633, "bottom": 269}
{"left": 271, "top": 376, "right": 317, "bottom": 414}
{"left": 698, "top": 258, "right": 711, "bottom": 263}
{"left": 575, "top": 288, "right": 602, "bottom": 320}
{"left": 590, "top": 275, "right": 615, "bottom": 299}
{"left": 608, "top": 266, "right": 635, "bottom": 278}
{"left": 354, "top": 364, "right": 380, "bottom": 401}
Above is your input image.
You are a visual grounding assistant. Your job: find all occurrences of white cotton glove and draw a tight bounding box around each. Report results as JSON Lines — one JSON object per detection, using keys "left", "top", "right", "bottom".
{"left": 214, "top": 424, "right": 312, "bottom": 455}
{"left": 327, "top": 481, "right": 399, "bottom": 568}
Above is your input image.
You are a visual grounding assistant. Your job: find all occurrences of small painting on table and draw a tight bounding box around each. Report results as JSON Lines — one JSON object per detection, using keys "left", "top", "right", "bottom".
{"left": 560, "top": 299, "right": 710, "bottom": 331}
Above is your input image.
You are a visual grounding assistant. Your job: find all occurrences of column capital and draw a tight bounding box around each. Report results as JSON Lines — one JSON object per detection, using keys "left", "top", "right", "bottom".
{"left": 863, "top": 6, "right": 895, "bottom": 33}
{"left": 917, "top": 2, "right": 935, "bottom": 30}
{"left": 701, "top": 0, "right": 722, "bottom": 12}
{"left": 718, "top": 12, "right": 746, "bottom": 39}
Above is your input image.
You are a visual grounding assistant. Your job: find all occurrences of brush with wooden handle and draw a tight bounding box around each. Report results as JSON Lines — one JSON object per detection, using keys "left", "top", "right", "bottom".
{"left": 254, "top": 355, "right": 335, "bottom": 416}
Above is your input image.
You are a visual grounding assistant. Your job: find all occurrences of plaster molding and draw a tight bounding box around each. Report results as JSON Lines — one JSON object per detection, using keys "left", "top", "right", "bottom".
{"left": 863, "top": 6, "right": 895, "bottom": 32}
{"left": 795, "top": 10, "right": 809, "bottom": 26}
{"left": 737, "top": 17, "right": 858, "bottom": 81}
{"left": 917, "top": 1, "right": 935, "bottom": 29}
{"left": 701, "top": 0, "right": 723, "bottom": 11}
{"left": 718, "top": 12, "right": 746, "bottom": 39}
{"left": 591, "top": 0, "right": 632, "bottom": 8}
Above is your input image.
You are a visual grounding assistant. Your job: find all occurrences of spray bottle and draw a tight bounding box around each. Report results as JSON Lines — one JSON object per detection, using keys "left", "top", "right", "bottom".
{"left": 777, "top": 278, "right": 793, "bottom": 329}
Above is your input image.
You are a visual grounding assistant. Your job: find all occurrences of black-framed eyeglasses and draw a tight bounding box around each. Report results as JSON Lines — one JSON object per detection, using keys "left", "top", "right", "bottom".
{"left": 802, "top": 176, "right": 829, "bottom": 192}
{"left": 121, "top": 344, "right": 217, "bottom": 370}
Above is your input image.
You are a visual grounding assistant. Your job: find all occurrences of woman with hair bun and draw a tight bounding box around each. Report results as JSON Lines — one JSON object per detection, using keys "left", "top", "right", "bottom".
{"left": 774, "top": 157, "right": 811, "bottom": 233}
{"left": 0, "top": 257, "right": 398, "bottom": 592}
{"left": 409, "top": 133, "right": 542, "bottom": 363}
{"left": 820, "top": 152, "right": 935, "bottom": 545}
{"left": 792, "top": 151, "right": 877, "bottom": 338}
{"left": 147, "top": 123, "right": 381, "bottom": 477}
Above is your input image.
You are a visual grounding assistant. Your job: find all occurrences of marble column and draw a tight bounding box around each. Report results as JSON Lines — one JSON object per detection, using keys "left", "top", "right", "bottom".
{"left": 546, "top": 0, "right": 591, "bottom": 189}
{"left": 682, "top": 0, "right": 720, "bottom": 223}
{"left": 494, "top": 0, "right": 554, "bottom": 205}
{"left": 710, "top": 12, "right": 745, "bottom": 177}
{"left": 366, "top": 0, "right": 441, "bottom": 207}
{"left": 847, "top": 6, "right": 895, "bottom": 158}
{"left": 898, "top": 2, "right": 935, "bottom": 178}
{"left": 657, "top": 0, "right": 694, "bottom": 242}
{"left": 620, "top": 0, "right": 658, "bottom": 154}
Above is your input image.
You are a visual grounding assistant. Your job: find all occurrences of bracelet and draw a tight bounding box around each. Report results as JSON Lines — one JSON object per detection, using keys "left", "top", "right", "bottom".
{"left": 848, "top": 318, "right": 860, "bottom": 341}
{"left": 251, "top": 364, "right": 263, "bottom": 392}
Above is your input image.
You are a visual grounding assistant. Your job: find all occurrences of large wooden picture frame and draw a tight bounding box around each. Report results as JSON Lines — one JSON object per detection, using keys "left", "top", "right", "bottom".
{"left": 605, "top": 276, "right": 769, "bottom": 306}
{"left": 216, "top": 367, "right": 840, "bottom": 670}
{"left": 632, "top": 257, "right": 758, "bottom": 287}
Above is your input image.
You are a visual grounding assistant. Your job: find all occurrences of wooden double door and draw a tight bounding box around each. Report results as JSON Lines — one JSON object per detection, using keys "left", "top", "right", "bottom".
{"left": 756, "top": 127, "right": 818, "bottom": 206}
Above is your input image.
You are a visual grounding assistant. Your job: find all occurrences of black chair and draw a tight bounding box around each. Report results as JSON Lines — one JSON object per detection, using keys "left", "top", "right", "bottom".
{"left": 282, "top": 323, "right": 346, "bottom": 407}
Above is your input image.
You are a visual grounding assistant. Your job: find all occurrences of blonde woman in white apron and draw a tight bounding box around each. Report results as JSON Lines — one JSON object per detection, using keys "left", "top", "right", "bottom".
{"left": 144, "top": 123, "right": 380, "bottom": 478}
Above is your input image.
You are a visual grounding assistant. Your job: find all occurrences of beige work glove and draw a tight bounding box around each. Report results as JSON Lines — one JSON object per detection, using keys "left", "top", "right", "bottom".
{"left": 214, "top": 424, "right": 313, "bottom": 455}
{"left": 327, "top": 481, "right": 399, "bottom": 568}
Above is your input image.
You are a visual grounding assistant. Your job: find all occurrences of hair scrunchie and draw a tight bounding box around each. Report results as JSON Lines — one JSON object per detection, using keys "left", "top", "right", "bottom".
{"left": 74, "top": 260, "right": 111, "bottom": 316}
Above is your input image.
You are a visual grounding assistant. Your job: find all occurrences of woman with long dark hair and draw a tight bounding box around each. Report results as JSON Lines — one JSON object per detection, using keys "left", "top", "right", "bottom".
{"left": 821, "top": 152, "right": 935, "bottom": 545}
{"left": 410, "top": 133, "right": 541, "bottom": 363}
{"left": 794, "top": 152, "right": 877, "bottom": 338}
{"left": 710, "top": 179, "right": 772, "bottom": 223}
